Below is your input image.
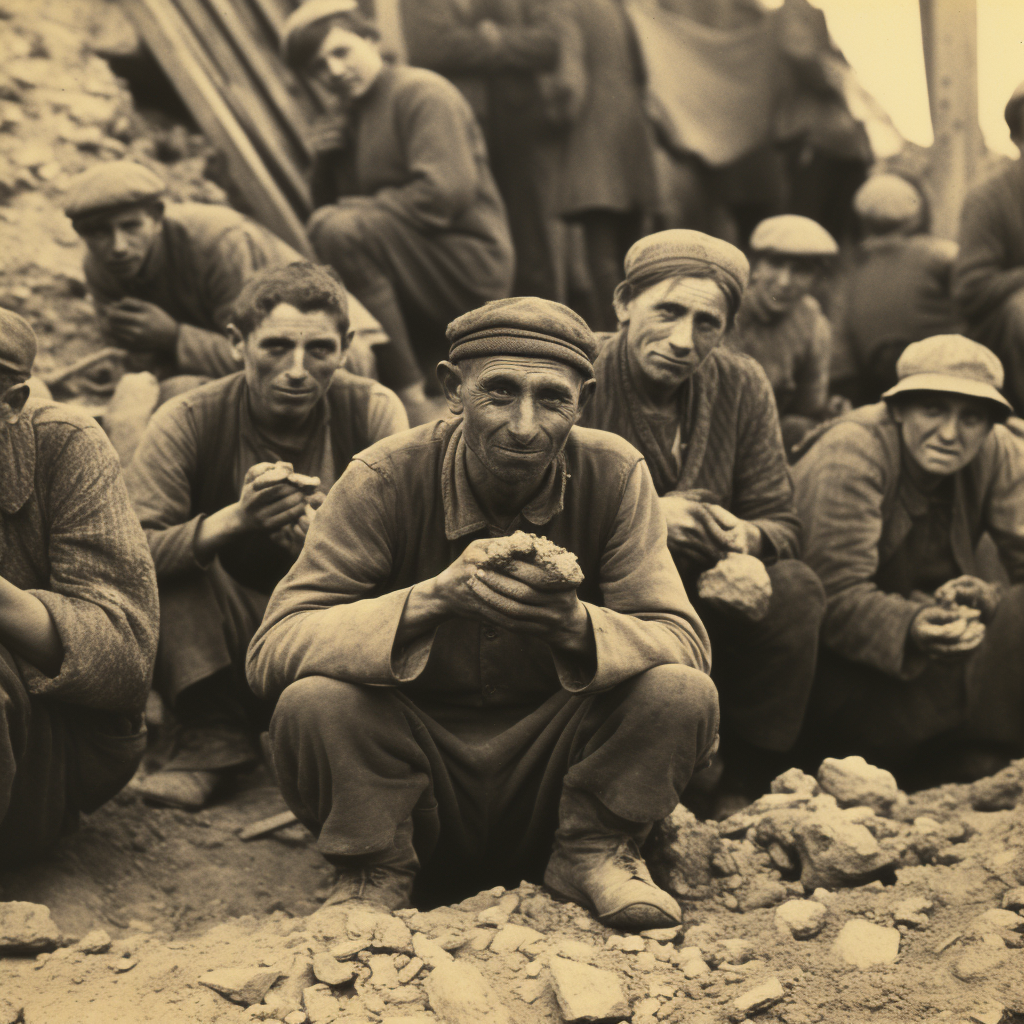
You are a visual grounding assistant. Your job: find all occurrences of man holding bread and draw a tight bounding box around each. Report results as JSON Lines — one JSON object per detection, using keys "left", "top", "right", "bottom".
{"left": 247, "top": 296, "right": 720, "bottom": 931}
{"left": 579, "top": 229, "right": 826, "bottom": 800}
{"left": 125, "top": 263, "right": 407, "bottom": 809}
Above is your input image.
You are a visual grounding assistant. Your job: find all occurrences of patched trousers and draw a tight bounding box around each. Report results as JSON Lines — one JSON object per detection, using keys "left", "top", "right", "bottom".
{"left": 269, "top": 664, "right": 719, "bottom": 891}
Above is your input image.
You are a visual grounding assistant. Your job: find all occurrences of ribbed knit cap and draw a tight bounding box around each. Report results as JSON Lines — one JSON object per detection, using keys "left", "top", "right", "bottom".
{"left": 0, "top": 307, "right": 38, "bottom": 378}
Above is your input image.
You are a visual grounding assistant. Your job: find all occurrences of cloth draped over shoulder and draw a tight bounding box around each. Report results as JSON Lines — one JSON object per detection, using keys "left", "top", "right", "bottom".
{"left": 0, "top": 401, "right": 157, "bottom": 716}
{"left": 579, "top": 330, "right": 801, "bottom": 560}
{"left": 791, "top": 403, "right": 1024, "bottom": 679}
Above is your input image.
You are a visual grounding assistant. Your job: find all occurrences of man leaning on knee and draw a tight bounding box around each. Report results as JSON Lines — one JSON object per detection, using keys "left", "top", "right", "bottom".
{"left": 247, "top": 296, "right": 720, "bottom": 931}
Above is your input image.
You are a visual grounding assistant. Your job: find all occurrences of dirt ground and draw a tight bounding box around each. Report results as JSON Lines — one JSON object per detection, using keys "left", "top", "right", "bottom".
{"left": 1, "top": 1, "right": 1023, "bottom": 1022}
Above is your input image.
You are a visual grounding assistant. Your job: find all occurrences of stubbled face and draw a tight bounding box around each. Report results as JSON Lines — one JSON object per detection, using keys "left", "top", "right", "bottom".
{"left": 748, "top": 253, "right": 817, "bottom": 316}
{"left": 616, "top": 276, "right": 730, "bottom": 398}
{"left": 308, "top": 25, "right": 384, "bottom": 99}
{"left": 79, "top": 206, "right": 162, "bottom": 282}
{"left": 237, "top": 303, "right": 344, "bottom": 427}
{"left": 892, "top": 393, "right": 993, "bottom": 477}
{"left": 446, "top": 355, "right": 590, "bottom": 488}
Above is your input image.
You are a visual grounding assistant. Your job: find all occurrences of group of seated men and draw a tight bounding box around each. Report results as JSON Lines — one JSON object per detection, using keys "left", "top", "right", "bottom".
{"left": 2, "top": 168, "right": 1024, "bottom": 931}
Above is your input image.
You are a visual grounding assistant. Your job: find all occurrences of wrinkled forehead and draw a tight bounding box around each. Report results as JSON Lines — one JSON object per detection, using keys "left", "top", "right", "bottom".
{"left": 461, "top": 353, "right": 587, "bottom": 389}
{"left": 634, "top": 275, "right": 730, "bottom": 315}
{"left": 246, "top": 302, "right": 344, "bottom": 342}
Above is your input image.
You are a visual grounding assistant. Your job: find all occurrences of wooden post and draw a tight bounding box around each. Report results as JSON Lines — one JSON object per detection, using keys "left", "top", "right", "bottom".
{"left": 919, "top": 0, "right": 985, "bottom": 240}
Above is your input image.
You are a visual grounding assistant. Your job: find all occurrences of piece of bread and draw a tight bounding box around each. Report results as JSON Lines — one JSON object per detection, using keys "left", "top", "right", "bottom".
{"left": 480, "top": 530, "right": 584, "bottom": 589}
{"left": 697, "top": 552, "right": 772, "bottom": 622}
{"left": 287, "top": 471, "right": 321, "bottom": 495}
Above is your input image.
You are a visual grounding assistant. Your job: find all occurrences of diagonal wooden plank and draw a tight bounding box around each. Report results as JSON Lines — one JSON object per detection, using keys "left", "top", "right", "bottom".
{"left": 122, "top": 0, "right": 314, "bottom": 256}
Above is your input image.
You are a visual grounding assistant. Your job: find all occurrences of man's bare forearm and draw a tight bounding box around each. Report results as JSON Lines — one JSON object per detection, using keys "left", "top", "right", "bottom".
{"left": 193, "top": 503, "right": 246, "bottom": 563}
{"left": 0, "top": 577, "right": 64, "bottom": 677}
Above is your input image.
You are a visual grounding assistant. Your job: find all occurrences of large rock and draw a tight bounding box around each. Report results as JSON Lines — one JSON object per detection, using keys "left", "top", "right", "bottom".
{"left": 817, "top": 757, "right": 900, "bottom": 815}
{"left": 833, "top": 920, "right": 900, "bottom": 967}
{"left": 730, "top": 978, "right": 785, "bottom": 1019}
{"left": 0, "top": 902, "right": 61, "bottom": 954}
{"left": 697, "top": 553, "right": 772, "bottom": 621}
{"left": 548, "top": 956, "right": 630, "bottom": 1023}
{"left": 775, "top": 899, "right": 828, "bottom": 939}
{"left": 970, "top": 768, "right": 1023, "bottom": 812}
{"left": 424, "top": 961, "right": 513, "bottom": 1024}
{"left": 303, "top": 984, "right": 344, "bottom": 1024}
{"left": 0, "top": 997, "right": 23, "bottom": 1024}
{"left": 645, "top": 803, "right": 719, "bottom": 892}
{"left": 199, "top": 967, "right": 285, "bottom": 1006}
{"left": 312, "top": 951, "right": 356, "bottom": 986}
{"left": 793, "top": 813, "right": 899, "bottom": 890}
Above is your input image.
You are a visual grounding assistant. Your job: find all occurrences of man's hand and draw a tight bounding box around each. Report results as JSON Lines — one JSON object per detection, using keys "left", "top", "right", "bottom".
{"left": 934, "top": 575, "right": 1002, "bottom": 622}
{"left": 237, "top": 462, "right": 308, "bottom": 534}
{"left": 909, "top": 604, "right": 985, "bottom": 660}
{"left": 268, "top": 490, "right": 326, "bottom": 557}
{"left": 661, "top": 494, "right": 763, "bottom": 564}
{"left": 105, "top": 299, "right": 179, "bottom": 354}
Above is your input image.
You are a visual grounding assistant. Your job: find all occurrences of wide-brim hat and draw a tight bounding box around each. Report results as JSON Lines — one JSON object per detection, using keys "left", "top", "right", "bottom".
{"left": 882, "top": 334, "right": 1012, "bottom": 412}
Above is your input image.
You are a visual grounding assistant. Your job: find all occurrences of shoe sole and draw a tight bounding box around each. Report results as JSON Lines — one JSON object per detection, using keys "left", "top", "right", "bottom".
{"left": 544, "top": 871, "right": 680, "bottom": 932}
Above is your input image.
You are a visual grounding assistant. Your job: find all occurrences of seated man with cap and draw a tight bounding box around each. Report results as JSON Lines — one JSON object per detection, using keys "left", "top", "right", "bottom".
{"left": 247, "top": 296, "right": 720, "bottom": 929}
{"left": 953, "top": 80, "right": 1024, "bottom": 412}
{"left": 726, "top": 214, "right": 840, "bottom": 452}
{"left": 793, "top": 335, "right": 1024, "bottom": 773}
{"left": 126, "top": 263, "right": 407, "bottom": 810}
{"left": 62, "top": 160, "right": 414, "bottom": 458}
{"left": 841, "top": 174, "right": 960, "bottom": 405}
{"left": 0, "top": 308, "right": 158, "bottom": 864}
{"left": 579, "top": 229, "right": 826, "bottom": 799}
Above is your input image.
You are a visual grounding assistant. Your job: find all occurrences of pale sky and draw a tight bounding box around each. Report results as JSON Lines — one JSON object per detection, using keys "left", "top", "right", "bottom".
{"left": 812, "top": 0, "right": 1024, "bottom": 156}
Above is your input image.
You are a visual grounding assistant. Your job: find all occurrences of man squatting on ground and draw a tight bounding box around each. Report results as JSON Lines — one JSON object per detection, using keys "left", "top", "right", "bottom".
{"left": 247, "top": 296, "right": 721, "bottom": 931}
{"left": 578, "top": 230, "right": 826, "bottom": 797}
{"left": 61, "top": 160, "right": 404, "bottom": 459}
{"left": 126, "top": 263, "right": 407, "bottom": 811}
{"left": 0, "top": 308, "right": 158, "bottom": 865}
{"left": 793, "top": 335, "right": 1024, "bottom": 769}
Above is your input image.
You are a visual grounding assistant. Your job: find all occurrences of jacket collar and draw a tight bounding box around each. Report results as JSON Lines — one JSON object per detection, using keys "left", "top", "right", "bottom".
{"left": 441, "top": 420, "right": 567, "bottom": 541}
{"left": 0, "top": 410, "right": 36, "bottom": 515}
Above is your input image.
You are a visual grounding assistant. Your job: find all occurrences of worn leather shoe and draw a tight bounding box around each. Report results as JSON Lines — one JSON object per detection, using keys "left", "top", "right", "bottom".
{"left": 131, "top": 768, "right": 220, "bottom": 810}
{"left": 324, "top": 819, "right": 418, "bottom": 911}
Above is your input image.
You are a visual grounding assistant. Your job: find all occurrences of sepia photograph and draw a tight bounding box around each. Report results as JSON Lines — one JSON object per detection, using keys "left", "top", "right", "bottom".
{"left": 0, "top": 0, "right": 1022, "bottom": 1021}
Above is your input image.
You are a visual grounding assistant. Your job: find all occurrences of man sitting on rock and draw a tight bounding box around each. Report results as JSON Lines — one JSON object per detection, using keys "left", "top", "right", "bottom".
{"left": 793, "top": 335, "right": 1024, "bottom": 776}
{"left": 578, "top": 229, "right": 826, "bottom": 799}
{"left": 0, "top": 308, "right": 158, "bottom": 865}
{"left": 62, "top": 160, "right": 416, "bottom": 459}
{"left": 727, "top": 214, "right": 840, "bottom": 453}
{"left": 247, "top": 296, "right": 720, "bottom": 930}
{"left": 126, "top": 263, "right": 407, "bottom": 810}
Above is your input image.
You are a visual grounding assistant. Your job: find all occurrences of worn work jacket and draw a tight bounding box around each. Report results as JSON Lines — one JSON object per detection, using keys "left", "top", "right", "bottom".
{"left": 792, "top": 403, "right": 1024, "bottom": 679}
{"left": 247, "top": 419, "right": 711, "bottom": 709}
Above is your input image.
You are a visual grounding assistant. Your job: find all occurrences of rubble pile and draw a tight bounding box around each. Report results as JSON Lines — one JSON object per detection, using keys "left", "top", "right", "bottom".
{"left": 1, "top": 756, "right": 1021, "bottom": 1024}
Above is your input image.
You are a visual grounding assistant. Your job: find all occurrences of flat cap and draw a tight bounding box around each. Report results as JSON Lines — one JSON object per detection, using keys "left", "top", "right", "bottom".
{"left": 749, "top": 214, "right": 838, "bottom": 257}
{"left": 64, "top": 160, "right": 166, "bottom": 224}
{"left": 853, "top": 174, "right": 923, "bottom": 225}
{"left": 624, "top": 229, "right": 749, "bottom": 293}
{"left": 883, "top": 334, "right": 1011, "bottom": 412}
{"left": 447, "top": 297, "right": 597, "bottom": 377}
{"left": 1005, "top": 79, "right": 1024, "bottom": 134}
{"left": 282, "top": 0, "right": 360, "bottom": 62}
{"left": 0, "top": 307, "right": 38, "bottom": 378}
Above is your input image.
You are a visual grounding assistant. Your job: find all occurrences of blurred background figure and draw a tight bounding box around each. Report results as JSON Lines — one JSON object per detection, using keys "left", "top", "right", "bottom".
{"left": 839, "top": 173, "right": 960, "bottom": 407}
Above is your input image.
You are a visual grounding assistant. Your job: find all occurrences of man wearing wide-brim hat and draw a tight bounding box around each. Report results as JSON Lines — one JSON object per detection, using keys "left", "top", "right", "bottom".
{"left": 793, "top": 334, "right": 1024, "bottom": 772}
{"left": 247, "top": 295, "right": 719, "bottom": 929}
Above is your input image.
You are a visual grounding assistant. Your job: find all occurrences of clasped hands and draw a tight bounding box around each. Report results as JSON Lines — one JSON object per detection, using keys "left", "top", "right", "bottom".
{"left": 238, "top": 461, "right": 325, "bottom": 557}
{"left": 102, "top": 299, "right": 179, "bottom": 353}
{"left": 909, "top": 575, "right": 1002, "bottom": 661}
{"left": 428, "top": 539, "right": 590, "bottom": 655}
{"left": 660, "top": 492, "right": 763, "bottom": 565}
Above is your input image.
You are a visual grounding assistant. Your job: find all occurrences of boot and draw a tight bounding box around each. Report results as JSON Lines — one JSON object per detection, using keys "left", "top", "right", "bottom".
{"left": 324, "top": 818, "right": 418, "bottom": 911}
{"left": 544, "top": 787, "right": 681, "bottom": 932}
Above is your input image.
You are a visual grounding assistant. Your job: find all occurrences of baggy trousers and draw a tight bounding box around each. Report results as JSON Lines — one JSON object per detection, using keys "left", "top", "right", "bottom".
{"left": 683, "top": 559, "right": 826, "bottom": 753}
{"left": 0, "top": 644, "right": 145, "bottom": 866}
{"left": 269, "top": 664, "right": 719, "bottom": 890}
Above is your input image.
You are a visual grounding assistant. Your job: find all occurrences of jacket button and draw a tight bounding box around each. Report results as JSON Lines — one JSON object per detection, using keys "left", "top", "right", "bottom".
{"left": 483, "top": 628, "right": 498, "bottom": 640}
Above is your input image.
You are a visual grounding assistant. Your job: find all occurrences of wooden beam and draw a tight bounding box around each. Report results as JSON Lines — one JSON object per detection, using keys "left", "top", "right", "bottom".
{"left": 122, "top": 0, "right": 314, "bottom": 256}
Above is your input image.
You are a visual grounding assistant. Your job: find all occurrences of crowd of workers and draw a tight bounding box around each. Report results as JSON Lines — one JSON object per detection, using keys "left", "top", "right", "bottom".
{"left": 2, "top": 0, "right": 1024, "bottom": 933}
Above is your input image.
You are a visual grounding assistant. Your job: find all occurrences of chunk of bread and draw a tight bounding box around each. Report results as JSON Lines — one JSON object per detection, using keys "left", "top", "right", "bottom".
{"left": 480, "top": 530, "right": 584, "bottom": 589}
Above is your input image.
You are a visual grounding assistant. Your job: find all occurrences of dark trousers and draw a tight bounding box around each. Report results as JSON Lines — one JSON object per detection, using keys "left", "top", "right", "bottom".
{"left": 973, "top": 290, "right": 1024, "bottom": 415}
{"left": 269, "top": 665, "right": 719, "bottom": 891}
{"left": 0, "top": 645, "right": 145, "bottom": 866}
{"left": 806, "top": 582, "right": 1024, "bottom": 757}
{"left": 685, "top": 559, "right": 826, "bottom": 754}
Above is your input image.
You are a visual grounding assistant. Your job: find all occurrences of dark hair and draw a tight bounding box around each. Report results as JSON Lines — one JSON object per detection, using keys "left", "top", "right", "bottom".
{"left": 886, "top": 389, "right": 1008, "bottom": 424}
{"left": 285, "top": 12, "right": 380, "bottom": 71}
{"left": 614, "top": 262, "right": 743, "bottom": 329}
{"left": 231, "top": 262, "right": 350, "bottom": 339}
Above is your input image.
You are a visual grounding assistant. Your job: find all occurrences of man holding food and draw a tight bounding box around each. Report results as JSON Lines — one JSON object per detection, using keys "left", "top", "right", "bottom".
{"left": 247, "top": 296, "right": 720, "bottom": 930}
{"left": 125, "top": 263, "right": 407, "bottom": 809}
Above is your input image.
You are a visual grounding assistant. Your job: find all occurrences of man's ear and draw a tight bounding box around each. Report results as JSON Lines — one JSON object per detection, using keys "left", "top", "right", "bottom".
{"left": 226, "top": 323, "right": 246, "bottom": 364}
{"left": 611, "top": 283, "right": 631, "bottom": 327}
{"left": 436, "top": 360, "right": 464, "bottom": 414}
{"left": 575, "top": 377, "right": 597, "bottom": 420}
{"left": 888, "top": 402, "right": 903, "bottom": 425}
{"left": 0, "top": 382, "right": 30, "bottom": 425}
